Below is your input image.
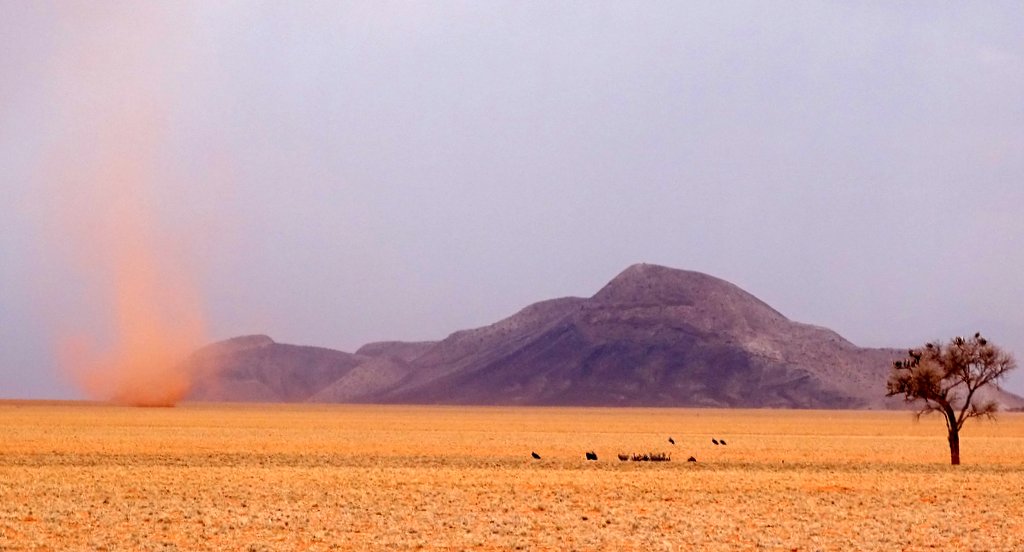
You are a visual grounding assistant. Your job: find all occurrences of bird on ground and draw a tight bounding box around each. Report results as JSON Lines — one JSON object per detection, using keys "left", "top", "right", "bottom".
{"left": 668, "top": 437, "right": 675, "bottom": 445}
{"left": 585, "top": 451, "right": 598, "bottom": 461}
{"left": 687, "top": 456, "right": 697, "bottom": 462}
{"left": 720, "top": 439, "right": 727, "bottom": 445}
{"left": 712, "top": 439, "right": 719, "bottom": 445}
{"left": 531, "top": 452, "right": 541, "bottom": 460}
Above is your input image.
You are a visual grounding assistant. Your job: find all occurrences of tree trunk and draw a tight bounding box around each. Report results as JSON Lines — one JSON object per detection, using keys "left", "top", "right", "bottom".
{"left": 943, "top": 405, "right": 960, "bottom": 465}
{"left": 948, "top": 429, "right": 960, "bottom": 465}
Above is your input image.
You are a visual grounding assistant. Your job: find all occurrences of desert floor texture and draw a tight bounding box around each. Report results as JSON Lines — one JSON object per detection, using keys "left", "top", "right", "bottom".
{"left": 2, "top": 402, "right": 1024, "bottom": 551}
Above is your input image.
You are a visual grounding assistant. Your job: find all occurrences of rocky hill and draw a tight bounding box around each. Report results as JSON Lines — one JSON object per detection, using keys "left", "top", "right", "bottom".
{"left": 188, "top": 335, "right": 364, "bottom": 402}
{"left": 185, "top": 264, "right": 1024, "bottom": 409}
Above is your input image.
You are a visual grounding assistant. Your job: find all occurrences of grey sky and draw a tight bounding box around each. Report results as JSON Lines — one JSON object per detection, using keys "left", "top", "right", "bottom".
{"left": 2, "top": 2, "right": 1023, "bottom": 398}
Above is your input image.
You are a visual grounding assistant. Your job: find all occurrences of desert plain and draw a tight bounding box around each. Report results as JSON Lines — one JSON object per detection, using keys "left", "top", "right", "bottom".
{"left": 2, "top": 402, "right": 1024, "bottom": 551}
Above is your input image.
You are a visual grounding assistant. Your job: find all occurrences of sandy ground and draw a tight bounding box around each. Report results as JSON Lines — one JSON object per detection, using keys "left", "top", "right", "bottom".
{"left": 2, "top": 402, "right": 1024, "bottom": 551}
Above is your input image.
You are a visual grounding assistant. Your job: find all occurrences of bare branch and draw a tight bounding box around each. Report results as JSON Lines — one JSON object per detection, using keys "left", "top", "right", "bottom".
{"left": 957, "top": 385, "right": 979, "bottom": 428}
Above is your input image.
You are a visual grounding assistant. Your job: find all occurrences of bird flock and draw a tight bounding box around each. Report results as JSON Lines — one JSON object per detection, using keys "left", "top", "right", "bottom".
{"left": 530, "top": 435, "right": 729, "bottom": 463}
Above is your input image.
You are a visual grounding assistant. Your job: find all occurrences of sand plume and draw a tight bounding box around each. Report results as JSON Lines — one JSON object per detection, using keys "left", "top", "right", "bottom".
{"left": 53, "top": 118, "right": 208, "bottom": 406}
{"left": 37, "top": 5, "right": 212, "bottom": 406}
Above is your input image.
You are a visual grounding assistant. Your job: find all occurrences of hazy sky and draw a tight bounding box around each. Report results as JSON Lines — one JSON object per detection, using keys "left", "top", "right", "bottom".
{"left": 3, "top": 2, "right": 1023, "bottom": 399}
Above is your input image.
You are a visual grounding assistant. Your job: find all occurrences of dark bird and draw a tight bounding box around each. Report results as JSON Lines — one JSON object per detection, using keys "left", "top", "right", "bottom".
{"left": 687, "top": 456, "right": 697, "bottom": 462}
{"left": 668, "top": 437, "right": 675, "bottom": 445}
{"left": 712, "top": 439, "right": 719, "bottom": 445}
{"left": 720, "top": 439, "right": 727, "bottom": 445}
{"left": 975, "top": 332, "right": 981, "bottom": 338}
{"left": 531, "top": 452, "right": 541, "bottom": 460}
{"left": 585, "top": 451, "right": 598, "bottom": 461}
{"left": 617, "top": 453, "right": 628, "bottom": 461}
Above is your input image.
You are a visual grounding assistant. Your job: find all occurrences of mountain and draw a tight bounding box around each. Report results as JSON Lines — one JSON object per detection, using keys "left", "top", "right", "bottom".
{"left": 185, "top": 264, "right": 1024, "bottom": 409}
{"left": 188, "top": 335, "right": 364, "bottom": 402}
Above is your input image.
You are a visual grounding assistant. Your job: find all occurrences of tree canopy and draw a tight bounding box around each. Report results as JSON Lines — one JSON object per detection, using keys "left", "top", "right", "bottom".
{"left": 887, "top": 333, "right": 1016, "bottom": 464}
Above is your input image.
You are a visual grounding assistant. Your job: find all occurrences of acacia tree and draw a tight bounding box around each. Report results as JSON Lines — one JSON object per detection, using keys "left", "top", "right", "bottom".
{"left": 887, "top": 333, "right": 1017, "bottom": 465}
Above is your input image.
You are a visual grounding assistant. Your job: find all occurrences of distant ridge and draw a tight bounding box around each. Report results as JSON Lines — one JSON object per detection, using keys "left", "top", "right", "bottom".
{"left": 187, "top": 263, "right": 1024, "bottom": 409}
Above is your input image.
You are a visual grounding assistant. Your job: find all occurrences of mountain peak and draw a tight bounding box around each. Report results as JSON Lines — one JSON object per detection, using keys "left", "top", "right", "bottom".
{"left": 593, "top": 263, "right": 737, "bottom": 307}
{"left": 220, "top": 334, "right": 275, "bottom": 349}
{"left": 193, "top": 334, "right": 275, "bottom": 357}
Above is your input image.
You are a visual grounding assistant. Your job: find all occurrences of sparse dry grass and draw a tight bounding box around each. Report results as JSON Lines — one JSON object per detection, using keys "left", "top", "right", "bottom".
{"left": 2, "top": 402, "right": 1024, "bottom": 550}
